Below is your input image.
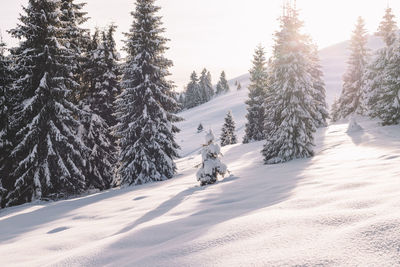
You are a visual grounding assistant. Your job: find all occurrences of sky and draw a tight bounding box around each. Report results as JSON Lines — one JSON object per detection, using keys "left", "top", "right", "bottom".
{"left": 1, "top": 0, "right": 400, "bottom": 90}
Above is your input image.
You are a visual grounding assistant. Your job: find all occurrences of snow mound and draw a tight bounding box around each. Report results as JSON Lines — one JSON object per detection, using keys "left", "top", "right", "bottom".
{"left": 346, "top": 117, "right": 363, "bottom": 133}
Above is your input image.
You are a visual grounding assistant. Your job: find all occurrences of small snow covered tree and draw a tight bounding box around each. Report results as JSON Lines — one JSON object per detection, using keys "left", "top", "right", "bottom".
{"left": 220, "top": 111, "right": 237, "bottom": 147}
{"left": 366, "top": 7, "right": 400, "bottom": 125}
{"left": 199, "top": 68, "right": 214, "bottom": 102}
{"left": 6, "top": 0, "right": 89, "bottom": 206}
{"left": 216, "top": 71, "right": 229, "bottom": 94}
{"left": 115, "top": 0, "right": 182, "bottom": 186}
{"left": 237, "top": 82, "right": 242, "bottom": 91}
{"left": 197, "top": 130, "right": 227, "bottom": 186}
{"left": 197, "top": 123, "right": 204, "bottom": 133}
{"left": 184, "top": 71, "right": 202, "bottom": 109}
{"left": 243, "top": 45, "right": 268, "bottom": 143}
{"left": 330, "top": 97, "right": 340, "bottom": 122}
{"left": 262, "top": 4, "right": 316, "bottom": 164}
{"left": 333, "top": 17, "right": 369, "bottom": 120}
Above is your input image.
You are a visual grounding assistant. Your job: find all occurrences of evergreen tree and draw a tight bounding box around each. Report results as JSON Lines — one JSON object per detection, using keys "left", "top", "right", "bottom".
{"left": 115, "top": 0, "right": 182, "bottom": 186}
{"left": 199, "top": 68, "right": 214, "bottom": 102}
{"left": 220, "top": 111, "right": 237, "bottom": 147}
{"left": 330, "top": 97, "right": 340, "bottom": 122}
{"left": 262, "top": 5, "right": 316, "bottom": 164}
{"left": 0, "top": 39, "right": 13, "bottom": 206}
{"left": 59, "top": 0, "right": 90, "bottom": 103}
{"left": 184, "top": 71, "right": 202, "bottom": 108}
{"left": 80, "top": 27, "right": 120, "bottom": 190}
{"left": 197, "top": 130, "right": 227, "bottom": 186}
{"left": 366, "top": 8, "right": 400, "bottom": 125}
{"left": 243, "top": 45, "right": 268, "bottom": 143}
{"left": 333, "top": 17, "right": 369, "bottom": 120}
{"left": 216, "top": 71, "right": 229, "bottom": 94}
{"left": 5, "top": 0, "right": 89, "bottom": 206}
{"left": 197, "top": 123, "right": 204, "bottom": 133}
{"left": 237, "top": 82, "right": 242, "bottom": 90}
{"left": 308, "top": 44, "right": 329, "bottom": 127}
{"left": 377, "top": 7, "right": 397, "bottom": 46}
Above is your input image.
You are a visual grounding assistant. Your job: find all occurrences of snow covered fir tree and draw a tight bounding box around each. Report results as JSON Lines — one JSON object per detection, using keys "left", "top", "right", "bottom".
{"left": 181, "top": 68, "right": 214, "bottom": 110}
{"left": 308, "top": 44, "right": 329, "bottom": 127}
{"left": 4, "top": 0, "right": 90, "bottom": 206}
{"left": 365, "top": 7, "right": 400, "bottom": 125}
{"left": 80, "top": 25, "right": 120, "bottom": 190}
{"left": 332, "top": 17, "right": 369, "bottom": 121}
{"left": 262, "top": 4, "right": 317, "bottom": 164}
{"left": 114, "top": 0, "right": 182, "bottom": 186}
{"left": 220, "top": 111, "right": 237, "bottom": 147}
{"left": 0, "top": 39, "right": 12, "bottom": 205}
{"left": 243, "top": 45, "right": 268, "bottom": 143}
{"left": 199, "top": 68, "right": 214, "bottom": 103}
{"left": 184, "top": 71, "right": 202, "bottom": 109}
{"left": 216, "top": 71, "right": 230, "bottom": 94}
{"left": 197, "top": 130, "right": 227, "bottom": 186}
{"left": 197, "top": 123, "right": 204, "bottom": 133}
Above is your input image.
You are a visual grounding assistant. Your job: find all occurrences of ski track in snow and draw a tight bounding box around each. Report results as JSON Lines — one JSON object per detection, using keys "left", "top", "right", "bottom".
{"left": 1, "top": 39, "right": 400, "bottom": 266}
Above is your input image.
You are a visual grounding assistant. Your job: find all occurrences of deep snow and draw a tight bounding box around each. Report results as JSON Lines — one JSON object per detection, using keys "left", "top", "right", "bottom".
{"left": 1, "top": 39, "right": 400, "bottom": 266}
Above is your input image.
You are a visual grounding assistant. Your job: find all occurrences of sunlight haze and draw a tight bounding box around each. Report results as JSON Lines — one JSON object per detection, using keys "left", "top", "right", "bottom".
{"left": 1, "top": 0, "right": 399, "bottom": 90}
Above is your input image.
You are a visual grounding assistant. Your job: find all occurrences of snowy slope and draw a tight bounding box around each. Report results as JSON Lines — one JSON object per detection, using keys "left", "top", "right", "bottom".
{"left": 221, "top": 35, "right": 384, "bottom": 108}
{"left": 1, "top": 78, "right": 400, "bottom": 266}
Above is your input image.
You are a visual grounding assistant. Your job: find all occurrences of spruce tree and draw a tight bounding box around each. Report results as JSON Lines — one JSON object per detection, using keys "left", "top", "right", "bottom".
{"left": 184, "top": 71, "right": 202, "bottom": 108}
{"left": 197, "top": 130, "right": 227, "bottom": 186}
{"left": 366, "top": 8, "right": 400, "bottom": 125}
{"left": 80, "top": 27, "right": 119, "bottom": 190}
{"left": 197, "top": 123, "right": 204, "bottom": 133}
{"left": 309, "top": 44, "right": 329, "bottom": 127}
{"left": 216, "top": 71, "right": 229, "bottom": 94}
{"left": 330, "top": 97, "right": 340, "bottom": 122}
{"left": 5, "top": 0, "right": 89, "bottom": 206}
{"left": 59, "top": 0, "right": 90, "bottom": 103}
{"left": 262, "top": 5, "right": 316, "bottom": 164}
{"left": 115, "top": 0, "right": 182, "bottom": 186}
{"left": 0, "top": 40, "right": 13, "bottom": 206}
{"left": 243, "top": 45, "right": 268, "bottom": 143}
{"left": 220, "top": 111, "right": 237, "bottom": 147}
{"left": 237, "top": 82, "right": 242, "bottom": 91}
{"left": 199, "top": 68, "right": 214, "bottom": 102}
{"left": 333, "top": 17, "right": 369, "bottom": 120}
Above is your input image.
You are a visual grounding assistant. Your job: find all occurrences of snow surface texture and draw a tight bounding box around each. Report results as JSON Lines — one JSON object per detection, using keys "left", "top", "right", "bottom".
{"left": 1, "top": 84, "right": 400, "bottom": 266}
{"left": 1, "top": 38, "right": 400, "bottom": 266}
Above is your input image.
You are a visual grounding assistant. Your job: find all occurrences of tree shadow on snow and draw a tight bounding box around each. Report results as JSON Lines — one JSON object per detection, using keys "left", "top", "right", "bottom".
{"left": 100, "top": 140, "right": 323, "bottom": 265}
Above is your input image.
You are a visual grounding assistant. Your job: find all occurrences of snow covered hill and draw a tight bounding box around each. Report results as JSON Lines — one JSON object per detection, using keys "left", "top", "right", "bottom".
{"left": 226, "top": 35, "right": 384, "bottom": 108}
{"left": 1, "top": 78, "right": 400, "bottom": 266}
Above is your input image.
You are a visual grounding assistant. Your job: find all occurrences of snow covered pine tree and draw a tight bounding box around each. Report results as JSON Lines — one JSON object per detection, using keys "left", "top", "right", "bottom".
{"left": 262, "top": 4, "right": 316, "bottom": 164}
{"left": 80, "top": 26, "right": 119, "bottom": 190}
{"left": 243, "top": 45, "right": 268, "bottom": 143}
{"left": 184, "top": 71, "right": 202, "bottom": 109}
{"left": 220, "top": 110, "right": 237, "bottom": 147}
{"left": 5, "top": 0, "right": 89, "bottom": 206}
{"left": 199, "top": 68, "right": 214, "bottom": 103}
{"left": 216, "top": 71, "right": 230, "bottom": 94}
{"left": 366, "top": 7, "right": 400, "bottom": 125}
{"left": 197, "top": 123, "right": 204, "bottom": 133}
{"left": 197, "top": 130, "right": 227, "bottom": 186}
{"left": 0, "top": 39, "right": 13, "bottom": 206}
{"left": 333, "top": 17, "right": 369, "bottom": 121}
{"left": 115, "top": 0, "right": 182, "bottom": 186}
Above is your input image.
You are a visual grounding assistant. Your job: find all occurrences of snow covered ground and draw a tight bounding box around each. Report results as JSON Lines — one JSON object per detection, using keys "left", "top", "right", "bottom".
{"left": 1, "top": 38, "right": 400, "bottom": 266}
{"left": 1, "top": 80, "right": 400, "bottom": 266}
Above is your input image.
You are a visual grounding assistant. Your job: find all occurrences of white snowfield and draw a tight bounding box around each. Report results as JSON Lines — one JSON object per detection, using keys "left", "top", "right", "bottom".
{"left": 1, "top": 42, "right": 400, "bottom": 266}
